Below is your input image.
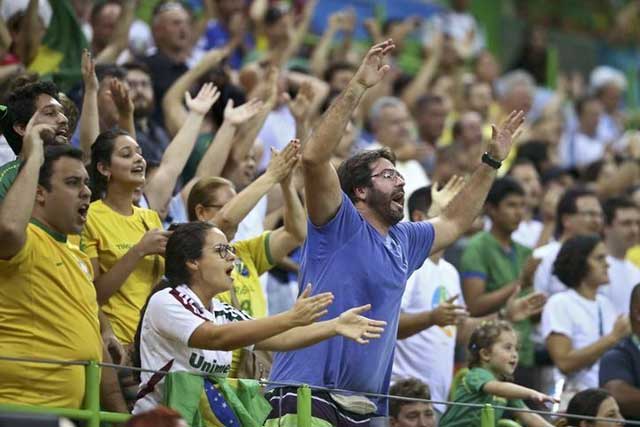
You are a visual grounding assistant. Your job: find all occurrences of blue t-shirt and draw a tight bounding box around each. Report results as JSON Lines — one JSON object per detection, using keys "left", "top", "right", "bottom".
{"left": 269, "top": 193, "right": 435, "bottom": 415}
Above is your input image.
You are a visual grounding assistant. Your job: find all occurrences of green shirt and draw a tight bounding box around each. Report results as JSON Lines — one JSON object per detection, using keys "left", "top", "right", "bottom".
{"left": 440, "top": 368, "right": 525, "bottom": 427}
{"left": 461, "top": 231, "right": 534, "bottom": 366}
{"left": 0, "top": 159, "right": 21, "bottom": 201}
{"left": 180, "top": 132, "right": 214, "bottom": 185}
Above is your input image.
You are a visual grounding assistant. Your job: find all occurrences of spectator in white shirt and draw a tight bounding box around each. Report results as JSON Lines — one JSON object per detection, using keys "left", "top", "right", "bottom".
{"left": 393, "top": 182, "right": 546, "bottom": 415}
{"left": 590, "top": 66, "right": 627, "bottom": 146}
{"left": 509, "top": 159, "right": 544, "bottom": 248}
{"left": 599, "top": 197, "right": 640, "bottom": 314}
{"left": 542, "top": 235, "right": 630, "bottom": 397}
{"left": 560, "top": 96, "right": 606, "bottom": 169}
{"left": 533, "top": 188, "right": 603, "bottom": 297}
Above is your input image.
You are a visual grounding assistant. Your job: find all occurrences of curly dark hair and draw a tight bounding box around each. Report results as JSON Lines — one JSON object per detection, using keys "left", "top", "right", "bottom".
{"left": 337, "top": 148, "right": 396, "bottom": 204}
{"left": 553, "top": 234, "right": 601, "bottom": 289}
{"left": 389, "top": 378, "right": 431, "bottom": 419}
{"left": 467, "top": 320, "right": 516, "bottom": 378}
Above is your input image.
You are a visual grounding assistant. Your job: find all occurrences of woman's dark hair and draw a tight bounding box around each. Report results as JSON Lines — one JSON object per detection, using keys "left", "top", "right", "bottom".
{"left": 564, "top": 388, "right": 612, "bottom": 427}
{"left": 164, "top": 221, "right": 215, "bottom": 287}
{"left": 467, "top": 320, "right": 516, "bottom": 379}
{"left": 89, "top": 128, "right": 131, "bottom": 201}
{"left": 337, "top": 148, "right": 396, "bottom": 203}
{"left": 553, "top": 234, "right": 601, "bottom": 289}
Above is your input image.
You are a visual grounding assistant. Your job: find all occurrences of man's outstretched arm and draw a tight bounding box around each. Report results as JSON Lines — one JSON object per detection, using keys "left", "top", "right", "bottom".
{"left": 302, "top": 39, "right": 395, "bottom": 226}
{"left": 430, "top": 110, "right": 525, "bottom": 253}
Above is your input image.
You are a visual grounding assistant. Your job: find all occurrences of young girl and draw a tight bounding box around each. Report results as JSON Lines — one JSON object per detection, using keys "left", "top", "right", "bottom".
{"left": 440, "top": 321, "right": 556, "bottom": 427}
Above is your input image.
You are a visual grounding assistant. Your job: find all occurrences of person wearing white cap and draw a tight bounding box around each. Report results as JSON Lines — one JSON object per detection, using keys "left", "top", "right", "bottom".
{"left": 590, "top": 65, "right": 627, "bottom": 146}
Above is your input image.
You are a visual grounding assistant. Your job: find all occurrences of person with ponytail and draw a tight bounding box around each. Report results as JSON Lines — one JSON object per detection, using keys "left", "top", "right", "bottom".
{"left": 132, "top": 221, "right": 387, "bottom": 414}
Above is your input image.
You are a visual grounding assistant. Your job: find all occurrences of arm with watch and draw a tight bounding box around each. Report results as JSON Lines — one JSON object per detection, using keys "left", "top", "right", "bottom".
{"left": 428, "top": 110, "right": 525, "bottom": 254}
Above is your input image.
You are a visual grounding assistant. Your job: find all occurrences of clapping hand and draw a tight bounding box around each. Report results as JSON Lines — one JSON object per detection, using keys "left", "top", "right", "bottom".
{"left": 504, "top": 286, "right": 547, "bottom": 322}
{"left": 223, "top": 98, "right": 263, "bottom": 126}
{"left": 335, "top": 304, "right": 387, "bottom": 344}
{"left": 487, "top": 110, "right": 526, "bottom": 162}
{"left": 110, "top": 79, "right": 134, "bottom": 115}
{"left": 353, "top": 39, "right": 396, "bottom": 89}
{"left": 430, "top": 294, "right": 469, "bottom": 327}
{"left": 288, "top": 284, "right": 334, "bottom": 327}
{"left": 428, "top": 175, "right": 465, "bottom": 217}
{"left": 81, "top": 49, "right": 98, "bottom": 92}
{"left": 185, "top": 82, "right": 220, "bottom": 116}
{"left": 266, "top": 139, "right": 301, "bottom": 184}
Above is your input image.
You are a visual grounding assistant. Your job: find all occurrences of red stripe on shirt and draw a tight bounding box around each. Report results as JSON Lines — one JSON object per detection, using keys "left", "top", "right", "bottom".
{"left": 169, "top": 288, "right": 209, "bottom": 322}
{"left": 136, "top": 359, "right": 174, "bottom": 400}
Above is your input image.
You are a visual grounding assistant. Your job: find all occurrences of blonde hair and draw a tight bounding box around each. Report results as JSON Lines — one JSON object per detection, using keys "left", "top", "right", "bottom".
{"left": 187, "top": 177, "right": 235, "bottom": 221}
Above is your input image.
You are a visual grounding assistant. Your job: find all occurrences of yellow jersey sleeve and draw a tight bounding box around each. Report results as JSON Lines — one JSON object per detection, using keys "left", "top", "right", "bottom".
{"left": 233, "top": 231, "right": 274, "bottom": 276}
{"left": 0, "top": 226, "right": 34, "bottom": 268}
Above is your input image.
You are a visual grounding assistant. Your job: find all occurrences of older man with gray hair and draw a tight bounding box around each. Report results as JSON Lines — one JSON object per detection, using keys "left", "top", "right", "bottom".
{"left": 590, "top": 66, "right": 627, "bottom": 145}
{"left": 367, "top": 96, "right": 430, "bottom": 218}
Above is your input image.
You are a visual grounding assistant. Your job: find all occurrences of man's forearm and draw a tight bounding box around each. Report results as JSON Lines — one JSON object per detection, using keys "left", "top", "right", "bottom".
{"left": 303, "top": 82, "right": 365, "bottom": 165}
{"left": 442, "top": 163, "right": 496, "bottom": 234}
{"left": 397, "top": 311, "right": 434, "bottom": 340}
{"left": 79, "top": 87, "right": 99, "bottom": 159}
{"left": 465, "top": 280, "right": 517, "bottom": 316}
{"left": 281, "top": 181, "right": 306, "bottom": 242}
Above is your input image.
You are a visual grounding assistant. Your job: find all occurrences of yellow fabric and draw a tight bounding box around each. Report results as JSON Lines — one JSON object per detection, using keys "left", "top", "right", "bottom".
{"left": 0, "top": 223, "right": 102, "bottom": 409}
{"left": 218, "top": 232, "right": 274, "bottom": 377}
{"left": 81, "top": 200, "right": 164, "bottom": 344}
{"left": 627, "top": 245, "right": 640, "bottom": 267}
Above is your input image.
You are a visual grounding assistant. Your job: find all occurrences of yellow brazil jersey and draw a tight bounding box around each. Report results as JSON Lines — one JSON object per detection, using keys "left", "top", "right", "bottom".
{"left": 80, "top": 200, "right": 165, "bottom": 344}
{"left": 218, "top": 232, "right": 275, "bottom": 377}
{"left": 627, "top": 245, "right": 640, "bottom": 268}
{"left": 0, "top": 221, "right": 102, "bottom": 409}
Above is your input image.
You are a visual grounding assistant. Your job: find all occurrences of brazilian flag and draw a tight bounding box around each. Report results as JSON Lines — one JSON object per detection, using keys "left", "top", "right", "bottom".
{"left": 28, "top": 0, "right": 88, "bottom": 92}
{"left": 163, "top": 372, "right": 272, "bottom": 427}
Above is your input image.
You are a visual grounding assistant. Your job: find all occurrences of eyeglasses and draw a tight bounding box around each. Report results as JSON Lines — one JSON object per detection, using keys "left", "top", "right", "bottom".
{"left": 213, "top": 243, "right": 236, "bottom": 260}
{"left": 371, "top": 169, "right": 405, "bottom": 182}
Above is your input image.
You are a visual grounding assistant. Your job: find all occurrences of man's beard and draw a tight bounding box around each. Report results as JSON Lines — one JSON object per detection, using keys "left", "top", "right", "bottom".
{"left": 367, "top": 187, "right": 404, "bottom": 226}
{"left": 133, "top": 98, "right": 154, "bottom": 120}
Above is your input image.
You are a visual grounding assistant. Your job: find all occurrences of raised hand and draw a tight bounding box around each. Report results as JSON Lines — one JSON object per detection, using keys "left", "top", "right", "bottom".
{"left": 353, "top": 39, "right": 396, "bottom": 89}
{"left": 288, "top": 284, "right": 334, "bottom": 327}
{"left": 185, "top": 82, "right": 220, "bottom": 116}
{"left": 611, "top": 314, "right": 632, "bottom": 341}
{"left": 135, "top": 229, "right": 171, "bottom": 256}
{"left": 429, "top": 175, "right": 465, "bottom": 217}
{"left": 223, "top": 98, "right": 264, "bottom": 126}
{"left": 81, "top": 49, "right": 98, "bottom": 92}
{"left": 487, "top": 110, "right": 525, "bottom": 161}
{"left": 287, "top": 82, "right": 315, "bottom": 123}
{"left": 504, "top": 287, "right": 547, "bottom": 322}
{"left": 266, "top": 139, "right": 301, "bottom": 183}
{"left": 430, "top": 294, "right": 469, "bottom": 327}
{"left": 109, "top": 79, "right": 134, "bottom": 115}
{"left": 335, "top": 304, "right": 387, "bottom": 344}
{"left": 22, "top": 111, "right": 54, "bottom": 161}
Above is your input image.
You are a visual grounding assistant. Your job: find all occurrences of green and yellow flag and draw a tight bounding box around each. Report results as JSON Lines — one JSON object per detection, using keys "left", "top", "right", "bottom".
{"left": 28, "top": 0, "right": 88, "bottom": 92}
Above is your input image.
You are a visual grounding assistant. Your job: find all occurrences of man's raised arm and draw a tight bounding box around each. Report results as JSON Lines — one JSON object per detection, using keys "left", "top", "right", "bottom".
{"left": 430, "top": 111, "right": 525, "bottom": 253}
{"left": 302, "top": 39, "right": 395, "bottom": 226}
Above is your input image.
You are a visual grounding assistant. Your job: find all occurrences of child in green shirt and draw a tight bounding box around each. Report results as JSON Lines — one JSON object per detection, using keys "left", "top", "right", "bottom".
{"left": 440, "top": 321, "right": 557, "bottom": 427}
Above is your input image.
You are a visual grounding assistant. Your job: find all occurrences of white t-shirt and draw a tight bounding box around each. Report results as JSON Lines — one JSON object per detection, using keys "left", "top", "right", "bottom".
{"left": 532, "top": 241, "right": 566, "bottom": 296}
{"left": 392, "top": 257, "right": 461, "bottom": 413}
{"left": 233, "top": 196, "right": 268, "bottom": 243}
{"left": 541, "top": 289, "right": 616, "bottom": 389}
{"left": 559, "top": 131, "right": 607, "bottom": 168}
{"left": 133, "top": 284, "right": 253, "bottom": 414}
{"left": 257, "top": 106, "right": 296, "bottom": 171}
{"left": 512, "top": 219, "right": 544, "bottom": 249}
{"left": 598, "top": 255, "right": 640, "bottom": 315}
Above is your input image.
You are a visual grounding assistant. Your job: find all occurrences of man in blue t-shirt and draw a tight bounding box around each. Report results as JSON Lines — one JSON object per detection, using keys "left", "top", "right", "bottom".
{"left": 265, "top": 39, "right": 525, "bottom": 426}
{"left": 600, "top": 283, "right": 640, "bottom": 421}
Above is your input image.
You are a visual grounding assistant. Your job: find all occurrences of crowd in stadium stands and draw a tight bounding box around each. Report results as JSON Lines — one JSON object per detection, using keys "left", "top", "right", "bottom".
{"left": 2, "top": 0, "right": 640, "bottom": 426}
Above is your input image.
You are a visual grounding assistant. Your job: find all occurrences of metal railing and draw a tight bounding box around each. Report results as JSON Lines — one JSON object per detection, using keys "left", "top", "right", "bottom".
{"left": 1, "top": 355, "right": 639, "bottom": 427}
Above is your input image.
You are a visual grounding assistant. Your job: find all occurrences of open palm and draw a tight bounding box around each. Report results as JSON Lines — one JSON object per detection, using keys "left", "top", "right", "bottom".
{"left": 430, "top": 175, "right": 465, "bottom": 216}
{"left": 185, "top": 82, "right": 220, "bottom": 115}
{"left": 224, "top": 98, "right": 263, "bottom": 126}
{"left": 335, "top": 304, "right": 387, "bottom": 344}
{"left": 487, "top": 110, "right": 525, "bottom": 161}
{"left": 354, "top": 39, "right": 396, "bottom": 88}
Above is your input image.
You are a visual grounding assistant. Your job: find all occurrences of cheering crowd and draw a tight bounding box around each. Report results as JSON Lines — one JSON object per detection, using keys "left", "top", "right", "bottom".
{"left": 1, "top": 1, "right": 640, "bottom": 426}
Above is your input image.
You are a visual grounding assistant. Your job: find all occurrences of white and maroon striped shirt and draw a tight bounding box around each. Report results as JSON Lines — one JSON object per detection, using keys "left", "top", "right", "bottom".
{"left": 133, "top": 284, "right": 252, "bottom": 414}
